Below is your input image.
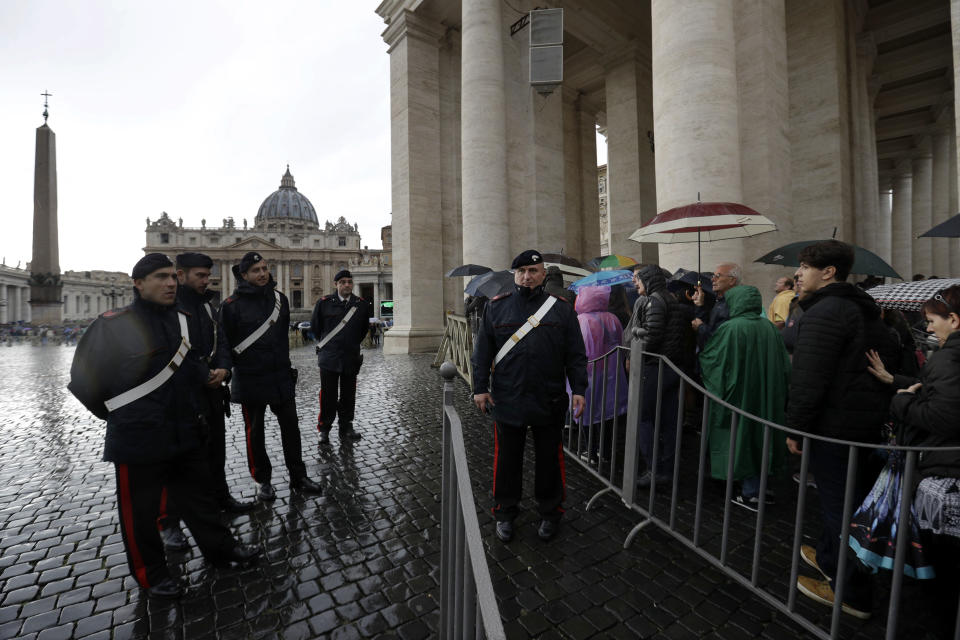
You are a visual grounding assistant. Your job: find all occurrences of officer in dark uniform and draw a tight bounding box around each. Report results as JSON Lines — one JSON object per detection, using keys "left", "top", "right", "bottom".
{"left": 471, "top": 249, "right": 588, "bottom": 543}
{"left": 219, "top": 251, "right": 323, "bottom": 501}
{"left": 311, "top": 269, "right": 370, "bottom": 445}
{"left": 68, "top": 253, "right": 259, "bottom": 599}
{"left": 175, "top": 253, "right": 256, "bottom": 512}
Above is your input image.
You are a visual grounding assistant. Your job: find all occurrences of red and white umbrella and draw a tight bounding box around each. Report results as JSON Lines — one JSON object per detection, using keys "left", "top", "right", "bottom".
{"left": 629, "top": 201, "right": 777, "bottom": 278}
{"left": 629, "top": 202, "right": 777, "bottom": 243}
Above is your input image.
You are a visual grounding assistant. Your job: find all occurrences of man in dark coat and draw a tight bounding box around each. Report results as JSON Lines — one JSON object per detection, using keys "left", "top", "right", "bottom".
{"left": 623, "top": 263, "right": 695, "bottom": 488}
{"left": 471, "top": 249, "right": 588, "bottom": 543}
{"left": 312, "top": 269, "right": 370, "bottom": 445}
{"left": 219, "top": 252, "right": 323, "bottom": 501}
{"left": 785, "top": 240, "right": 898, "bottom": 619}
{"left": 155, "top": 253, "right": 256, "bottom": 552}
{"left": 68, "top": 254, "right": 258, "bottom": 600}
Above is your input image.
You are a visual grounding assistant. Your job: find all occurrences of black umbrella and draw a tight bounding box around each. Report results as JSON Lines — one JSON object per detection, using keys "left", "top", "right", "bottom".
{"left": 541, "top": 253, "right": 585, "bottom": 268}
{"left": 446, "top": 263, "right": 493, "bottom": 278}
{"left": 464, "top": 270, "right": 514, "bottom": 298}
{"left": 919, "top": 213, "right": 960, "bottom": 238}
{"left": 754, "top": 240, "right": 902, "bottom": 280}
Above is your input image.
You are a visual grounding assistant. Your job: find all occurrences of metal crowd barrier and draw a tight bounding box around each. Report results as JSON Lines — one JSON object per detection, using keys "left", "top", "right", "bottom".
{"left": 439, "top": 362, "right": 506, "bottom": 640}
{"left": 564, "top": 336, "right": 960, "bottom": 640}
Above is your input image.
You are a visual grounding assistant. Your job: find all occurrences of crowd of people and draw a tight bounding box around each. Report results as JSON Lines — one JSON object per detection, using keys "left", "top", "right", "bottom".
{"left": 469, "top": 242, "right": 960, "bottom": 634}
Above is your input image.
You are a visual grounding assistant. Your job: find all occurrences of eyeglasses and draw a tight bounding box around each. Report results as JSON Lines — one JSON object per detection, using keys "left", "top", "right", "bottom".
{"left": 934, "top": 292, "right": 958, "bottom": 315}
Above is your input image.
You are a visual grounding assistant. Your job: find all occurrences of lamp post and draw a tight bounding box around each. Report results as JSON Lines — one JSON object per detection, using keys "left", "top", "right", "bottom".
{"left": 102, "top": 277, "right": 122, "bottom": 310}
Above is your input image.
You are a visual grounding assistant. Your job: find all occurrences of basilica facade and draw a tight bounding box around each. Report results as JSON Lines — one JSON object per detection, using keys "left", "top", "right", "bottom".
{"left": 142, "top": 167, "right": 393, "bottom": 319}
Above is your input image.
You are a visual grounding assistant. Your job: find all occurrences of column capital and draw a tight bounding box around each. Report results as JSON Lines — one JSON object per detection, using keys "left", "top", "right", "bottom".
{"left": 381, "top": 9, "right": 446, "bottom": 52}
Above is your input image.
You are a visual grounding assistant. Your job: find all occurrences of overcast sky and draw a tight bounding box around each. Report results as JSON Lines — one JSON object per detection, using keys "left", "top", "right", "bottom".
{"left": 0, "top": 1, "right": 397, "bottom": 273}
{"left": 1, "top": 1, "right": 607, "bottom": 274}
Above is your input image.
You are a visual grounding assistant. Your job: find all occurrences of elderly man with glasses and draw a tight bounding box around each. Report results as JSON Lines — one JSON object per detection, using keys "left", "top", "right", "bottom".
{"left": 691, "top": 262, "right": 741, "bottom": 349}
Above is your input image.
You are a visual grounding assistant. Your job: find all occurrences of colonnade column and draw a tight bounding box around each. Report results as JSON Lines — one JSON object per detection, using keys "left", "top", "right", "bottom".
{"left": 381, "top": 10, "right": 445, "bottom": 354}
{"left": 652, "top": 0, "right": 741, "bottom": 272}
{"left": 303, "top": 261, "right": 312, "bottom": 309}
{"left": 0, "top": 285, "right": 7, "bottom": 324}
{"left": 878, "top": 178, "right": 893, "bottom": 264}
{"left": 851, "top": 34, "right": 880, "bottom": 253}
{"left": 951, "top": 123, "right": 960, "bottom": 277}
{"left": 931, "top": 131, "right": 952, "bottom": 276}
{"left": 460, "top": 0, "right": 510, "bottom": 270}
{"left": 604, "top": 43, "right": 657, "bottom": 262}
{"left": 562, "top": 90, "right": 601, "bottom": 262}
{"left": 911, "top": 143, "right": 933, "bottom": 277}
{"left": 891, "top": 172, "right": 913, "bottom": 280}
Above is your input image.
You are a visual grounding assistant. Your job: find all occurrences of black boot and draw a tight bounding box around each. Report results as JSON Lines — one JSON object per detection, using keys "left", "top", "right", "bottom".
{"left": 290, "top": 476, "right": 323, "bottom": 494}
{"left": 159, "top": 525, "right": 190, "bottom": 551}
{"left": 221, "top": 495, "right": 256, "bottom": 514}
{"left": 318, "top": 430, "right": 330, "bottom": 446}
{"left": 146, "top": 576, "right": 184, "bottom": 599}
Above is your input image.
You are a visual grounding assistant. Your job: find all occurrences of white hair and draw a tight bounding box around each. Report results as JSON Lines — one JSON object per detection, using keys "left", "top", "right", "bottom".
{"left": 717, "top": 262, "right": 742, "bottom": 284}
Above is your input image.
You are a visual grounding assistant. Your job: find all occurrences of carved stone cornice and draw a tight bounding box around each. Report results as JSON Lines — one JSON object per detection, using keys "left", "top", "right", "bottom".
{"left": 382, "top": 9, "right": 446, "bottom": 52}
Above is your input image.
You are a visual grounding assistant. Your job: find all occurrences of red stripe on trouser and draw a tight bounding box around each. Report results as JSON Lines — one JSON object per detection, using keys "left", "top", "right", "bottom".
{"left": 242, "top": 405, "right": 256, "bottom": 479}
{"left": 557, "top": 443, "right": 567, "bottom": 503}
{"left": 156, "top": 487, "right": 168, "bottom": 531}
{"left": 316, "top": 389, "right": 323, "bottom": 429}
{"left": 491, "top": 424, "right": 499, "bottom": 514}
{"left": 117, "top": 464, "right": 150, "bottom": 588}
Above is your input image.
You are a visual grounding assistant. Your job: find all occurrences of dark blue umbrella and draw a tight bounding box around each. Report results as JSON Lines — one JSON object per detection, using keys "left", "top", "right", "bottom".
{"left": 919, "top": 213, "right": 960, "bottom": 238}
{"left": 464, "top": 270, "right": 514, "bottom": 298}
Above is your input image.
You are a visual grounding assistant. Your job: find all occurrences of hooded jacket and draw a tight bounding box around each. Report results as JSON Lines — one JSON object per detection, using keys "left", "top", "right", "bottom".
{"left": 220, "top": 276, "right": 295, "bottom": 406}
{"left": 68, "top": 294, "right": 209, "bottom": 464}
{"left": 570, "top": 286, "right": 628, "bottom": 423}
{"left": 623, "top": 265, "right": 694, "bottom": 372}
{"left": 699, "top": 286, "right": 790, "bottom": 480}
{"left": 786, "top": 282, "right": 899, "bottom": 442}
{"left": 890, "top": 331, "right": 960, "bottom": 479}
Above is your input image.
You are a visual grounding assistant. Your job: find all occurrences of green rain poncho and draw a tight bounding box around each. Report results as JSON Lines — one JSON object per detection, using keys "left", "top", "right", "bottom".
{"left": 699, "top": 285, "right": 790, "bottom": 481}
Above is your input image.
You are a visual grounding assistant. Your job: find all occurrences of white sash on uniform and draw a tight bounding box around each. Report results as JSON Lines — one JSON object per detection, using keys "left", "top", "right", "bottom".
{"left": 104, "top": 312, "right": 191, "bottom": 412}
{"left": 316, "top": 305, "right": 358, "bottom": 352}
{"left": 493, "top": 296, "right": 558, "bottom": 368}
{"left": 232, "top": 290, "right": 282, "bottom": 355}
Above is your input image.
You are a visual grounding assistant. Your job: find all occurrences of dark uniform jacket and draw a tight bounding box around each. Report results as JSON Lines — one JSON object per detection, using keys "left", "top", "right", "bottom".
{"left": 177, "top": 285, "right": 231, "bottom": 372}
{"left": 67, "top": 295, "right": 209, "bottom": 464}
{"left": 786, "top": 282, "right": 899, "bottom": 443}
{"left": 311, "top": 292, "right": 370, "bottom": 374}
{"left": 220, "top": 277, "right": 295, "bottom": 406}
{"left": 471, "top": 285, "right": 588, "bottom": 426}
{"left": 623, "top": 264, "right": 695, "bottom": 373}
{"left": 891, "top": 332, "right": 960, "bottom": 479}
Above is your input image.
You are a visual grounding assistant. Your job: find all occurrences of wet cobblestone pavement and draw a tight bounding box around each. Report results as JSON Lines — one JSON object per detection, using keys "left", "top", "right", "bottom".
{"left": 0, "top": 344, "right": 935, "bottom": 638}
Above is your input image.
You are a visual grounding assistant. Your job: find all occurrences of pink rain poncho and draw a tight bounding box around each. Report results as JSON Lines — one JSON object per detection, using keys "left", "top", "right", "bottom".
{"left": 568, "top": 286, "right": 629, "bottom": 424}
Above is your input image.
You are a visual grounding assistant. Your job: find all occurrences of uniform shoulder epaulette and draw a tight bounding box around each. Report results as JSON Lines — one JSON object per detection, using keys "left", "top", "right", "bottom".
{"left": 223, "top": 296, "right": 236, "bottom": 305}
{"left": 322, "top": 294, "right": 335, "bottom": 301}
{"left": 101, "top": 307, "right": 131, "bottom": 319}
{"left": 491, "top": 292, "right": 513, "bottom": 301}
{"left": 177, "top": 308, "right": 193, "bottom": 317}
{"left": 548, "top": 292, "right": 570, "bottom": 303}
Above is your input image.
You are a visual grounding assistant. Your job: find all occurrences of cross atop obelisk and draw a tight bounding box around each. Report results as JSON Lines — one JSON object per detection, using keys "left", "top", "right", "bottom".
{"left": 41, "top": 90, "right": 52, "bottom": 123}
{"left": 29, "top": 90, "right": 63, "bottom": 325}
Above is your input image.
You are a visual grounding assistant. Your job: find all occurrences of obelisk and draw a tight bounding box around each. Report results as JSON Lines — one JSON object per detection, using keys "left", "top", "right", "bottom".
{"left": 29, "top": 91, "right": 63, "bottom": 325}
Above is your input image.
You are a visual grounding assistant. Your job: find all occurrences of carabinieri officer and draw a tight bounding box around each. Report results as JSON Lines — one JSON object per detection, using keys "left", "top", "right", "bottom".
{"left": 471, "top": 249, "right": 587, "bottom": 543}
{"left": 68, "top": 253, "right": 259, "bottom": 599}
{"left": 312, "top": 269, "right": 370, "bottom": 445}
{"left": 219, "top": 251, "right": 323, "bottom": 501}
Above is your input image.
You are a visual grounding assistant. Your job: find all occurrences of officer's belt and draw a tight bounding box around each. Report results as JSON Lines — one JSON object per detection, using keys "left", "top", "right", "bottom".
{"left": 316, "top": 305, "right": 357, "bottom": 352}
{"left": 233, "top": 290, "right": 281, "bottom": 355}
{"left": 493, "top": 296, "right": 558, "bottom": 368}
{"left": 104, "top": 312, "right": 191, "bottom": 413}
{"left": 203, "top": 302, "right": 217, "bottom": 360}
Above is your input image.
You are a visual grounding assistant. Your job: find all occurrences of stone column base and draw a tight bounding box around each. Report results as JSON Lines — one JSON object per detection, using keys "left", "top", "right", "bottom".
{"left": 29, "top": 302, "right": 63, "bottom": 325}
{"left": 383, "top": 327, "right": 445, "bottom": 354}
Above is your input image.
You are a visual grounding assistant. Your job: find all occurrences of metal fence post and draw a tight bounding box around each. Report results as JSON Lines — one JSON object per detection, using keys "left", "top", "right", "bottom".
{"left": 440, "top": 365, "right": 454, "bottom": 636}
{"left": 621, "top": 335, "right": 645, "bottom": 506}
{"left": 885, "top": 449, "right": 918, "bottom": 640}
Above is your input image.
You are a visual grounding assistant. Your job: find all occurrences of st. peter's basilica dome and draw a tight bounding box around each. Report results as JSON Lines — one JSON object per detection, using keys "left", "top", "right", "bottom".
{"left": 254, "top": 166, "right": 319, "bottom": 228}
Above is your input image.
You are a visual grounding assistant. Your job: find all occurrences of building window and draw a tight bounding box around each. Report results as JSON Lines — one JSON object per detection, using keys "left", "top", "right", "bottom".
{"left": 338, "top": 236, "right": 346, "bottom": 247}
{"left": 160, "top": 233, "right": 169, "bottom": 244}
{"left": 209, "top": 236, "right": 219, "bottom": 245}
{"left": 211, "top": 264, "right": 220, "bottom": 276}
{"left": 270, "top": 238, "right": 277, "bottom": 244}
{"left": 235, "top": 237, "right": 242, "bottom": 243}
{"left": 189, "top": 236, "right": 197, "bottom": 245}
{"left": 292, "top": 238, "right": 301, "bottom": 246}
{"left": 313, "top": 265, "right": 320, "bottom": 276}
{"left": 313, "top": 239, "right": 320, "bottom": 247}
{"left": 292, "top": 290, "right": 303, "bottom": 308}
{"left": 292, "top": 263, "right": 303, "bottom": 277}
